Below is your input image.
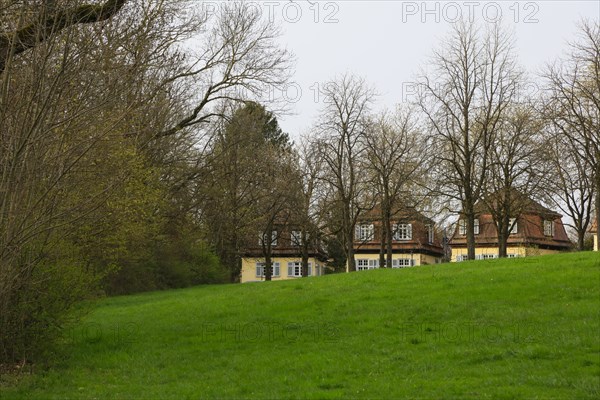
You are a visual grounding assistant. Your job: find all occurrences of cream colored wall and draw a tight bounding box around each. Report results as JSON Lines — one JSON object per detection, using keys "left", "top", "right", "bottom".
{"left": 241, "top": 257, "right": 324, "bottom": 283}
{"left": 524, "top": 247, "right": 562, "bottom": 257}
{"left": 348, "top": 252, "right": 442, "bottom": 271}
{"left": 451, "top": 246, "right": 561, "bottom": 262}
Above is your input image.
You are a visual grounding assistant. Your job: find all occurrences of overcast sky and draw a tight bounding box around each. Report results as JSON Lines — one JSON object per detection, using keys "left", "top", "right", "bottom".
{"left": 253, "top": 0, "right": 600, "bottom": 138}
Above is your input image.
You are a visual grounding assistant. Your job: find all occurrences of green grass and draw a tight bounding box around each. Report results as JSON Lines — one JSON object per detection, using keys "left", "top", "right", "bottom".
{"left": 2, "top": 252, "right": 599, "bottom": 399}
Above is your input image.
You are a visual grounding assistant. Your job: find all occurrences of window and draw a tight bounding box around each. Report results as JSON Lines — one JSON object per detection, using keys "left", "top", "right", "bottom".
{"left": 475, "top": 254, "right": 498, "bottom": 260}
{"left": 287, "top": 262, "right": 312, "bottom": 277}
{"left": 356, "top": 259, "right": 378, "bottom": 271}
{"left": 291, "top": 230, "right": 302, "bottom": 246}
{"left": 355, "top": 224, "right": 374, "bottom": 241}
{"left": 507, "top": 253, "right": 519, "bottom": 258}
{"left": 427, "top": 224, "right": 434, "bottom": 243}
{"left": 392, "top": 258, "right": 415, "bottom": 268}
{"left": 458, "top": 218, "right": 479, "bottom": 235}
{"left": 544, "top": 220, "right": 554, "bottom": 237}
{"left": 459, "top": 219, "right": 479, "bottom": 235}
{"left": 259, "top": 231, "right": 277, "bottom": 246}
{"left": 393, "top": 224, "right": 412, "bottom": 240}
{"left": 256, "top": 262, "right": 280, "bottom": 277}
{"left": 459, "top": 219, "right": 466, "bottom": 235}
{"left": 456, "top": 255, "right": 469, "bottom": 262}
{"left": 509, "top": 218, "right": 518, "bottom": 235}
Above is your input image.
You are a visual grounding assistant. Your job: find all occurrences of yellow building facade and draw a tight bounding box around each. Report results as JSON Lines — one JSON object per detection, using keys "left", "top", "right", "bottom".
{"left": 449, "top": 199, "right": 572, "bottom": 262}
{"left": 241, "top": 256, "right": 326, "bottom": 283}
{"left": 350, "top": 252, "right": 441, "bottom": 271}
{"left": 451, "top": 246, "right": 561, "bottom": 262}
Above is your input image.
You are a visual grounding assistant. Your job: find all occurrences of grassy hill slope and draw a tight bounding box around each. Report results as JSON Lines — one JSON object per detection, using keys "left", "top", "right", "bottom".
{"left": 2, "top": 252, "right": 599, "bottom": 399}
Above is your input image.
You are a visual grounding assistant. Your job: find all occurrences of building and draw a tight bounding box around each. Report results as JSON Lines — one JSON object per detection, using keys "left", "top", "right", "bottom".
{"left": 350, "top": 207, "right": 445, "bottom": 271}
{"left": 240, "top": 228, "right": 327, "bottom": 283}
{"left": 590, "top": 220, "right": 598, "bottom": 251}
{"left": 449, "top": 198, "right": 571, "bottom": 261}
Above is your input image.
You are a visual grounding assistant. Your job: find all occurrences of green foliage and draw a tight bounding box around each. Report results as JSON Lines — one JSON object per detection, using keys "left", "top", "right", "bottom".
{"left": 2, "top": 253, "right": 599, "bottom": 398}
{"left": 324, "top": 235, "right": 347, "bottom": 273}
{"left": 0, "top": 240, "right": 100, "bottom": 364}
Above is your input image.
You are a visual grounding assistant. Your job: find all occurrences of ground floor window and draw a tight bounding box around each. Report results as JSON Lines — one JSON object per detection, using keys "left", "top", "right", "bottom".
{"left": 287, "top": 262, "right": 313, "bottom": 277}
{"left": 475, "top": 254, "right": 498, "bottom": 260}
{"left": 456, "top": 255, "right": 469, "bottom": 262}
{"left": 356, "top": 259, "right": 378, "bottom": 271}
{"left": 256, "top": 262, "right": 280, "bottom": 277}
{"left": 392, "top": 258, "right": 415, "bottom": 268}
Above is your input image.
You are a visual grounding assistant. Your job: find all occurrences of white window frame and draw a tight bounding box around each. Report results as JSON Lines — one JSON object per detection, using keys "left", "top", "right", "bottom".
{"left": 393, "top": 223, "right": 412, "bottom": 241}
{"left": 459, "top": 219, "right": 479, "bottom": 235}
{"left": 287, "top": 261, "right": 312, "bottom": 277}
{"left": 256, "top": 262, "right": 280, "bottom": 277}
{"left": 475, "top": 254, "right": 498, "bottom": 260}
{"left": 459, "top": 219, "right": 467, "bottom": 235}
{"left": 392, "top": 258, "right": 415, "bottom": 268}
{"left": 356, "top": 224, "right": 374, "bottom": 241}
{"left": 427, "top": 224, "right": 434, "bottom": 243}
{"left": 291, "top": 230, "right": 302, "bottom": 246}
{"left": 507, "top": 253, "right": 519, "bottom": 258}
{"left": 509, "top": 218, "right": 518, "bottom": 235}
{"left": 356, "top": 259, "right": 378, "bottom": 271}
{"left": 543, "top": 220, "right": 554, "bottom": 237}
{"left": 259, "top": 231, "right": 278, "bottom": 246}
{"left": 456, "top": 255, "right": 469, "bottom": 262}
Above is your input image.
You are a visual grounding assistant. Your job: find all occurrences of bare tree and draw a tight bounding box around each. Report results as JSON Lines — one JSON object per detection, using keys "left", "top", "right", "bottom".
{"left": 482, "top": 105, "right": 548, "bottom": 257}
{"left": 314, "top": 74, "right": 376, "bottom": 272}
{"left": 418, "top": 21, "right": 521, "bottom": 260}
{"left": 364, "top": 108, "right": 423, "bottom": 268}
{"left": 156, "top": 2, "right": 293, "bottom": 139}
{"left": 0, "top": 0, "right": 127, "bottom": 74}
{"left": 294, "top": 136, "right": 327, "bottom": 277}
{"left": 543, "top": 20, "right": 600, "bottom": 240}
{"left": 545, "top": 131, "right": 595, "bottom": 250}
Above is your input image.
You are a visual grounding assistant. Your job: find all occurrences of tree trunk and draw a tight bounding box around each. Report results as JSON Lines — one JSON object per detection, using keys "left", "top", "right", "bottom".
{"left": 498, "top": 230, "right": 508, "bottom": 258}
{"left": 379, "top": 205, "right": 386, "bottom": 268}
{"left": 385, "top": 208, "right": 393, "bottom": 268}
{"left": 264, "top": 251, "right": 272, "bottom": 281}
{"left": 577, "top": 229, "right": 585, "bottom": 251}
{"left": 301, "top": 230, "right": 310, "bottom": 277}
{"left": 347, "top": 230, "right": 356, "bottom": 272}
{"left": 466, "top": 212, "right": 476, "bottom": 260}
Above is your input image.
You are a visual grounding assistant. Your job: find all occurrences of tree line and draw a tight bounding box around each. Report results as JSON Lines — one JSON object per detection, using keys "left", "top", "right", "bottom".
{"left": 0, "top": 1, "right": 597, "bottom": 365}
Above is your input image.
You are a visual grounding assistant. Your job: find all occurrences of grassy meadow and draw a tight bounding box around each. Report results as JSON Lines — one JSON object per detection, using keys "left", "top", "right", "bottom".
{"left": 1, "top": 252, "right": 599, "bottom": 399}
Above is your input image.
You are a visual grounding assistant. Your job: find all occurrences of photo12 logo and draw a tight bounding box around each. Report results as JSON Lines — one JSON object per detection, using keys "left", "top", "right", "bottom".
{"left": 401, "top": 2, "right": 540, "bottom": 24}
{"left": 201, "top": 1, "right": 341, "bottom": 24}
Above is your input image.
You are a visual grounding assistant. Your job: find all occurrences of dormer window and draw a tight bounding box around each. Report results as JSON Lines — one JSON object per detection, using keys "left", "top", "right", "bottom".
{"left": 259, "top": 231, "right": 277, "bottom": 246}
{"left": 543, "top": 220, "right": 554, "bottom": 237}
{"left": 458, "top": 219, "right": 466, "bottom": 235}
{"left": 393, "top": 223, "right": 412, "bottom": 240}
{"left": 427, "top": 224, "right": 434, "bottom": 243}
{"left": 459, "top": 219, "right": 479, "bottom": 235}
{"left": 291, "top": 230, "right": 302, "bottom": 246}
{"left": 509, "top": 218, "right": 518, "bottom": 235}
{"left": 355, "top": 224, "right": 374, "bottom": 241}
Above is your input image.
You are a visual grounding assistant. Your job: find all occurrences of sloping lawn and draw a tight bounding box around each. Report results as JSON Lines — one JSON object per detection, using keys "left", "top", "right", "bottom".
{"left": 2, "top": 252, "right": 599, "bottom": 399}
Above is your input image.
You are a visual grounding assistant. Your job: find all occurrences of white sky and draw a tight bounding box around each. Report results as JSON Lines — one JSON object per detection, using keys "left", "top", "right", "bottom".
{"left": 255, "top": 0, "right": 600, "bottom": 138}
